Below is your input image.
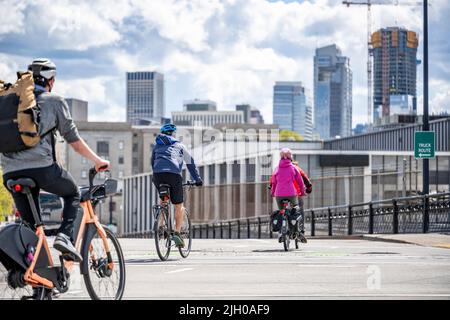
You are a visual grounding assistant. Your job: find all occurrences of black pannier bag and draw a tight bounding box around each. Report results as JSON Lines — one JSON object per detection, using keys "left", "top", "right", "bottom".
{"left": 0, "top": 223, "right": 50, "bottom": 271}
{"left": 270, "top": 210, "right": 282, "bottom": 232}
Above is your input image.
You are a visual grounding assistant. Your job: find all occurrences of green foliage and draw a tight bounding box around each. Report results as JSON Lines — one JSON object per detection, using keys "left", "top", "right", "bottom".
{"left": 0, "top": 170, "right": 14, "bottom": 222}
{"left": 279, "top": 130, "right": 304, "bottom": 142}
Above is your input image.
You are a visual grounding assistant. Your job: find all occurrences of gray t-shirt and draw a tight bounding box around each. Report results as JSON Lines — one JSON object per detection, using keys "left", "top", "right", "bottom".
{"left": 0, "top": 91, "right": 81, "bottom": 174}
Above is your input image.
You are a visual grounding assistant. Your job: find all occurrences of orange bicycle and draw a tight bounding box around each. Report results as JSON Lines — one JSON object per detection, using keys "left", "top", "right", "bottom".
{"left": 0, "top": 167, "right": 126, "bottom": 300}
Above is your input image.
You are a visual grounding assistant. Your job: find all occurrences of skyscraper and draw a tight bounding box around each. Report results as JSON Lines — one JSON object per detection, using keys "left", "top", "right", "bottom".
{"left": 126, "top": 71, "right": 165, "bottom": 124}
{"left": 273, "top": 81, "right": 313, "bottom": 140}
{"left": 314, "top": 44, "right": 352, "bottom": 139}
{"left": 371, "top": 27, "right": 418, "bottom": 119}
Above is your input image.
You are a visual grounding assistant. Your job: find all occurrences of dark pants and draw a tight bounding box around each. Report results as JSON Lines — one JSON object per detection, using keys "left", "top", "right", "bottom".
{"left": 3, "top": 163, "right": 80, "bottom": 238}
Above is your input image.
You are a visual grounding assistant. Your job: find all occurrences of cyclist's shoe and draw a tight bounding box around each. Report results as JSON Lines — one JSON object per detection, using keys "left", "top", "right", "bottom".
{"left": 172, "top": 232, "right": 185, "bottom": 248}
{"left": 278, "top": 234, "right": 283, "bottom": 243}
{"left": 298, "top": 232, "right": 308, "bottom": 244}
{"left": 54, "top": 233, "right": 83, "bottom": 262}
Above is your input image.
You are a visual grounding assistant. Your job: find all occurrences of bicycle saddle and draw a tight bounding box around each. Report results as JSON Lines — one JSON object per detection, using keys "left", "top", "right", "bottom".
{"left": 6, "top": 178, "right": 36, "bottom": 190}
{"left": 158, "top": 184, "right": 170, "bottom": 200}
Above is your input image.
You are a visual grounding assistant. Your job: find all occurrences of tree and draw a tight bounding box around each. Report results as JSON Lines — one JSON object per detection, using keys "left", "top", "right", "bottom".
{"left": 279, "top": 130, "right": 304, "bottom": 142}
{"left": 0, "top": 170, "right": 14, "bottom": 222}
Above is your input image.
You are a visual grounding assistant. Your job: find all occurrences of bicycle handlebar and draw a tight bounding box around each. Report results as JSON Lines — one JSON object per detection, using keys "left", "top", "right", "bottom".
{"left": 89, "top": 165, "right": 109, "bottom": 191}
{"left": 183, "top": 181, "right": 198, "bottom": 187}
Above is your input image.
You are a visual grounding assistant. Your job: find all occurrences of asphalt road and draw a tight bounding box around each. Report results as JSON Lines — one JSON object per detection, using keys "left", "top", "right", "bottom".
{"left": 61, "top": 237, "right": 450, "bottom": 300}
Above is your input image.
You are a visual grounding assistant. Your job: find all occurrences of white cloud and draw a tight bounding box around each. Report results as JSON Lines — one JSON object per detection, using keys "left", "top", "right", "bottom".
{"left": 132, "top": 0, "right": 225, "bottom": 52}
{"left": 1, "top": 0, "right": 449, "bottom": 127}
{"left": 429, "top": 79, "right": 450, "bottom": 114}
{"left": 55, "top": 76, "right": 125, "bottom": 122}
{"left": 0, "top": 0, "right": 26, "bottom": 35}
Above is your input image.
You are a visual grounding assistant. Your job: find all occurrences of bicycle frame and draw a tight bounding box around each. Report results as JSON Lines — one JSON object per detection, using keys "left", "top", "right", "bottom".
{"left": 154, "top": 200, "right": 173, "bottom": 239}
{"left": 22, "top": 196, "right": 112, "bottom": 290}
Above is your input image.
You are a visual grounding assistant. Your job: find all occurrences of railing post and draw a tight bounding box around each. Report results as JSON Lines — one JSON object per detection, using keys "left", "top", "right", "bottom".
{"left": 220, "top": 222, "right": 223, "bottom": 239}
{"left": 328, "top": 208, "right": 333, "bottom": 236}
{"left": 269, "top": 218, "right": 273, "bottom": 238}
{"left": 237, "top": 220, "right": 241, "bottom": 239}
{"left": 423, "top": 195, "right": 430, "bottom": 233}
{"left": 311, "top": 210, "right": 315, "bottom": 237}
{"left": 228, "top": 221, "right": 232, "bottom": 239}
{"left": 247, "top": 219, "right": 251, "bottom": 238}
{"left": 206, "top": 224, "right": 209, "bottom": 239}
{"left": 199, "top": 225, "right": 202, "bottom": 239}
{"left": 348, "top": 205, "right": 353, "bottom": 236}
{"left": 393, "top": 199, "right": 399, "bottom": 234}
{"left": 369, "top": 203, "right": 374, "bottom": 234}
{"left": 257, "top": 217, "right": 262, "bottom": 239}
{"left": 213, "top": 224, "right": 216, "bottom": 239}
{"left": 193, "top": 225, "right": 197, "bottom": 239}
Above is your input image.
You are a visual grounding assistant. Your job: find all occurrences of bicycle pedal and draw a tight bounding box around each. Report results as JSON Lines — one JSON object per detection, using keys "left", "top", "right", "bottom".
{"left": 61, "top": 252, "right": 82, "bottom": 262}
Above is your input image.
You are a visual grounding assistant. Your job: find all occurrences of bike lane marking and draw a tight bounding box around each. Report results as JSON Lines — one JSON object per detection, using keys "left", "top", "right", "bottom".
{"left": 165, "top": 268, "right": 194, "bottom": 274}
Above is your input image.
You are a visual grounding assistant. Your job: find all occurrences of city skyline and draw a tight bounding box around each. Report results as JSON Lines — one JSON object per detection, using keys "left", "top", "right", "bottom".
{"left": 0, "top": 0, "right": 449, "bottom": 127}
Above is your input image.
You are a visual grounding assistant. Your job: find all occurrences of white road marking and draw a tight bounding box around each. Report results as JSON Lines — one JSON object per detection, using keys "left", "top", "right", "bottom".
{"left": 165, "top": 268, "right": 194, "bottom": 274}
{"left": 298, "top": 264, "right": 362, "bottom": 268}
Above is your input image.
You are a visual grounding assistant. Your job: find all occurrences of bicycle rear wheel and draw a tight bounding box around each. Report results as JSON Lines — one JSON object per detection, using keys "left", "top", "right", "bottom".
{"left": 154, "top": 209, "right": 171, "bottom": 261}
{"left": 0, "top": 265, "right": 33, "bottom": 300}
{"left": 83, "top": 226, "right": 126, "bottom": 300}
{"left": 178, "top": 208, "right": 192, "bottom": 258}
{"left": 282, "top": 219, "right": 290, "bottom": 251}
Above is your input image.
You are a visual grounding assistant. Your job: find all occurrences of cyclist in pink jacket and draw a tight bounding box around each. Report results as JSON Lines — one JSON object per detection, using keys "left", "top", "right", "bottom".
{"left": 271, "top": 148, "right": 305, "bottom": 209}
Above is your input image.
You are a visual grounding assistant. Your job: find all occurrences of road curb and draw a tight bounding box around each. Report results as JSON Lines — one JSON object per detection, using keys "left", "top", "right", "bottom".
{"left": 359, "top": 235, "right": 420, "bottom": 246}
{"left": 308, "top": 235, "right": 363, "bottom": 240}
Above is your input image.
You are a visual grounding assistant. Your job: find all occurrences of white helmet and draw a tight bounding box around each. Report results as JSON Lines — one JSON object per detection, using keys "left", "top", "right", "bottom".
{"left": 280, "top": 147, "right": 292, "bottom": 160}
{"left": 28, "top": 58, "right": 57, "bottom": 85}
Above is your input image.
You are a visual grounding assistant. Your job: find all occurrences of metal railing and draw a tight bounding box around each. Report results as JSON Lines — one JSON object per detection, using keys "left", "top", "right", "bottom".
{"left": 189, "top": 192, "right": 450, "bottom": 239}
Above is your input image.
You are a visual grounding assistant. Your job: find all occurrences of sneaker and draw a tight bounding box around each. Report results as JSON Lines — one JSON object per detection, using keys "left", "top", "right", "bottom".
{"left": 54, "top": 233, "right": 83, "bottom": 262}
{"left": 278, "top": 234, "right": 283, "bottom": 243}
{"left": 172, "top": 232, "right": 185, "bottom": 248}
{"left": 298, "top": 232, "right": 308, "bottom": 244}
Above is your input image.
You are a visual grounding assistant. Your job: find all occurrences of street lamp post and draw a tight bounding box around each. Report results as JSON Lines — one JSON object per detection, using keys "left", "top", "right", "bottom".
{"left": 422, "top": 0, "right": 429, "bottom": 195}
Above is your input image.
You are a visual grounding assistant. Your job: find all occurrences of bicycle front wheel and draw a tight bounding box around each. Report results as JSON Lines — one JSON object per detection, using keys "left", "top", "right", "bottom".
{"left": 154, "top": 209, "right": 171, "bottom": 261}
{"left": 83, "top": 226, "right": 126, "bottom": 300}
{"left": 178, "top": 208, "right": 192, "bottom": 258}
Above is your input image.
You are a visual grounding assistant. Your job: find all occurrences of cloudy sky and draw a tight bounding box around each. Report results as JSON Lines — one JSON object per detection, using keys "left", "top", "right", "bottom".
{"left": 0, "top": 0, "right": 449, "bottom": 126}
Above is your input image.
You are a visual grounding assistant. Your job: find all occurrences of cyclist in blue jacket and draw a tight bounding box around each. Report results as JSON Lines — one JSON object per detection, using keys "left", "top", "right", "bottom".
{"left": 151, "top": 123, "right": 203, "bottom": 247}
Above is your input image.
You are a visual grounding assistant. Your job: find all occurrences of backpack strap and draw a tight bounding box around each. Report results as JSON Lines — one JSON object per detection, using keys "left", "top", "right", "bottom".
{"left": 34, "top": 90, "right": 58, "bottom": 163}
{"left": 40, "top": 126, "right": 58, "bottom": 163}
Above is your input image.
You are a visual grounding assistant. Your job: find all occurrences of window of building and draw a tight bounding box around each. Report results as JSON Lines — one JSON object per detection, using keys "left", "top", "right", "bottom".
{"left": 118, "top": 156, "right": 124, "bottom": 165}
{"left": 118, "top": 141, "right": 124, "bottom": 150}
{"left": 81, "top": 171, "right": 87, "bottom": 179}
{"left": 97, "top": 141, "right": 109, "bottom": 157}
{"left": 118, "top": 171, "right": 124, "bottom": 179}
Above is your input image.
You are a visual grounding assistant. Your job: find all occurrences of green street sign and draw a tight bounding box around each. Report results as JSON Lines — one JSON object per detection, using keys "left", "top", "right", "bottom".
{"left": 414, "top": 131, "right": 435, "bottom": 159}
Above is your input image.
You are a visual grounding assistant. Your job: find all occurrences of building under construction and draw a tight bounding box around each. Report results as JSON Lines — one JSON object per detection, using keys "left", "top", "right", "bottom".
{"left": 371, "top": 27, "right": 418, "bottom": 120}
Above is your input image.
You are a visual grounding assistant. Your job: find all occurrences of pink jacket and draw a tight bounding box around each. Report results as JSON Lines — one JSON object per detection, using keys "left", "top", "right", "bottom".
{"left": 271, "top": 159, "right": 305, "bottom": 197}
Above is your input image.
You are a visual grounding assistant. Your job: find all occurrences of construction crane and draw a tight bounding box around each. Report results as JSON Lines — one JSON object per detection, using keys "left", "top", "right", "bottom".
{"left": 342, "top": 0, "right": 422, "bottom": 125}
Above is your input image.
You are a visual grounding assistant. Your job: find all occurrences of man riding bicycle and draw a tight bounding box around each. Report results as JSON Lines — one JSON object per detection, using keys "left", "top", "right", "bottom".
{"left": 0, "top": 58, "right": 109, "bottom": 262}
{"left": 151, "top": 124, "right": 203, "bottom": 248}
